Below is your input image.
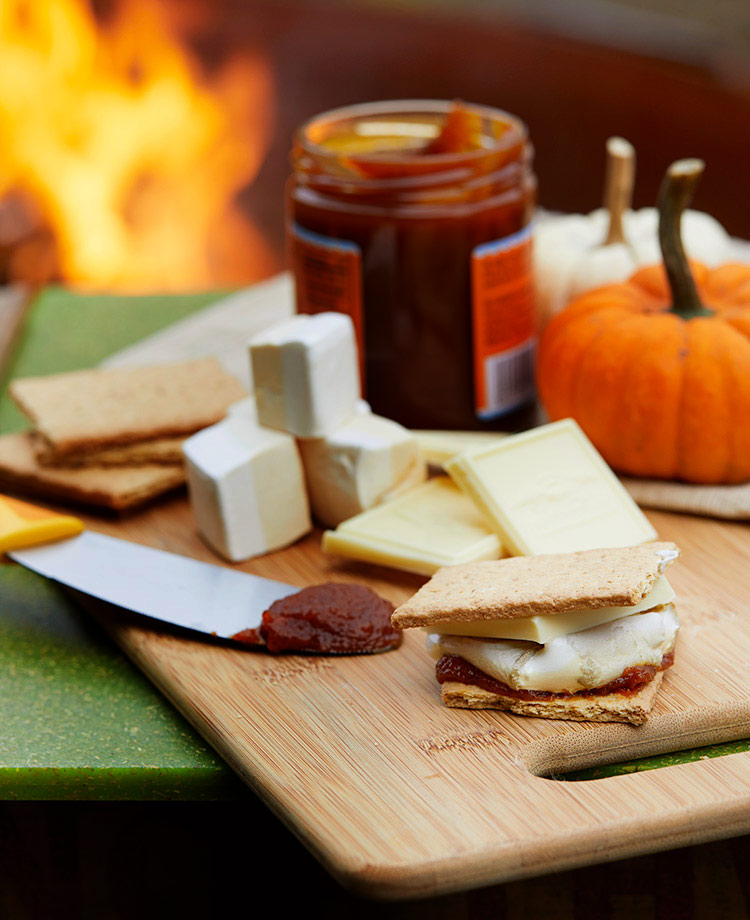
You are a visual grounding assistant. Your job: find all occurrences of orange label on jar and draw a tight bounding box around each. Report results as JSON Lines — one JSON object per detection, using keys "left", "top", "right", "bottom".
{"left": 471, "top": 224, "right": 536, "bottom": 419}
{"left": 289, "top": 223, "right": 365, "bottom": 382}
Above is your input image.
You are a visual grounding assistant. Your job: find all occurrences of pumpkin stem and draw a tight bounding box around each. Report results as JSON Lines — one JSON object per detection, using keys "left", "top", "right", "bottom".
{"left": 658, "top": 159, "right": 712, "bottom": 318}
{"left": 603, "top": 137, "right": 635, "bottom": 245}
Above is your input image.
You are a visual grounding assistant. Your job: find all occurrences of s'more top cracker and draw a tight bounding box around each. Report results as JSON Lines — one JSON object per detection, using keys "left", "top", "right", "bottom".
{"left": 10, "top": 359, "right": 246, "bottom": 457}
{"left": 392, "top": 542, "right": 679, "bottom": 628}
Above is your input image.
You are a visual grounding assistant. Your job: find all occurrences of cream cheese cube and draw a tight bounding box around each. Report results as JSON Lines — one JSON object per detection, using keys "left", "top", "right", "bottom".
{"left": 299, "top": 414, "right": 427, "bottom": 527}
{"left": 249, "top": 313, "right": 360, "bottom": 437}
{"left": 183, "top": 414, "right": 311, "bottom": 562}
{"left": 227, "top": 395, "right": 367, "bottom": 423}
{"left": 226, "top": 395, "right": 257, "bottom": 420}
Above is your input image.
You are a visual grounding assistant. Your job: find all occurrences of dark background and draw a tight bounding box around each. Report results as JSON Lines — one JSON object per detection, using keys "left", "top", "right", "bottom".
{"left": 216, "top": 0, "right": 750, "bottom": 260}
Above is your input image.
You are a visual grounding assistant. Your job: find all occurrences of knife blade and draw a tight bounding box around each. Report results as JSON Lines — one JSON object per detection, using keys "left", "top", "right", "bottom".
{"left": 9, "top": 531, "right": 297, "bottom": 641}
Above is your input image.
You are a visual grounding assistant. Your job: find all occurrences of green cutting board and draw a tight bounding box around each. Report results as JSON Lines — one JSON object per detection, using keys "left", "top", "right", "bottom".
{"left": 0, "top": 286, "right": 247, "bottom": 800}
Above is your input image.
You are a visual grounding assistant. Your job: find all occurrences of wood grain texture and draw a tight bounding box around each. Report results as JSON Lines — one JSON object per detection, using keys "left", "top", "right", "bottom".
{"left": 35, "top": 492, "right": 750, "bottom": 900}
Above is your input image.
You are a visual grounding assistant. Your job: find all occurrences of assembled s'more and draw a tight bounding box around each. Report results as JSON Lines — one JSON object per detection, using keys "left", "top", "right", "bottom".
{"left": 392, "top": 542, "right": 680, "bottom": 725}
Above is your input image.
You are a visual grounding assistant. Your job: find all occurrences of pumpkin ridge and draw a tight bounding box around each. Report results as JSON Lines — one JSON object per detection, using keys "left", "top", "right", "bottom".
{"left": 538, "top": 307, "right": 618, "bottom": 419}
{"left": 716, "top": 321, "right": 750, "bottom": 482}
{"left": 608, "top": 313, "right": 677, "bottom": 476}
{"left": 718, "top": 326, "right": 736, "bottom": 484}
{"left": 679, "top": 319, "right": 729, "bottom": 482}
{"left": 568, "top": 310, "right": 641, "bottom": 465}
{"left": 675, "top": 319, "right": 690, "bottom": 483}
{"left": 708, "top": 320, "right": 733, "bottom": 483}
{"left": 717, "top": 309, "right": 750, "bottom": 340}
{"left": 571, "top": 313, "right": 638, "bottom": 465}
{"left": 636, "top": 313, "right": 684, "bottom": 478}
{"left": 701, "top": 264, "right": 750, "bottom": 307}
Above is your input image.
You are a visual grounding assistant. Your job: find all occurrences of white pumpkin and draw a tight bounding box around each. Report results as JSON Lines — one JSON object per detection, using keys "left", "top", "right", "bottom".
{"left": 531, "top": 138, "right": 734, "bottom": 326}
{"left": 533, "top": 205, "right": 731, "bottom": 326}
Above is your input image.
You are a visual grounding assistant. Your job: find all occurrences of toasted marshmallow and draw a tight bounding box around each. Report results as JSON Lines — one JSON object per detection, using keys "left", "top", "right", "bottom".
{"left": 427, "top": 605, "right": 679, "bottom": 694}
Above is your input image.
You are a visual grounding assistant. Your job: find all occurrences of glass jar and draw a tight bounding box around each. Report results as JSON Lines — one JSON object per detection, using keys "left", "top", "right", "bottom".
{"left": 287, "top": 99, "right": 538, "bottom": 430}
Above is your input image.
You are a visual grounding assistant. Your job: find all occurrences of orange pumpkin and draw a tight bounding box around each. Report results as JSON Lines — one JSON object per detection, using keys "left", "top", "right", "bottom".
{"left": 537, "top": 160, "right": 750, "bottom": 484}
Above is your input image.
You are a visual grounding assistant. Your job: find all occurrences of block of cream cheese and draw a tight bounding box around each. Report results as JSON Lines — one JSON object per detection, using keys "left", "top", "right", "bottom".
{"left": 445, "top": 418, "right": 657, "bottom": 555}
{"left": 226, "top": 395, "right": 258, "bottom": 420}
{"left": 322, "top": 477, "right": 502, "bottom": 576}
{"left": 249, "top": 313, "right": 360, "bottom": 438}
{"left": 299, "top": 414, "right": 427, "bottom": 527}
{"left": 227, "top": 392, "right": 368, "bottom": 426}
{"left": 183, "top": 414, "right": 311, "bottom": 562}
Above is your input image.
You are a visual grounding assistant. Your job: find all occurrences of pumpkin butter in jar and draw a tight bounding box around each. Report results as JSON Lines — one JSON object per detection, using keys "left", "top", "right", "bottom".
{"left": 287, "top": 100, "right": 538, "bottom": 430}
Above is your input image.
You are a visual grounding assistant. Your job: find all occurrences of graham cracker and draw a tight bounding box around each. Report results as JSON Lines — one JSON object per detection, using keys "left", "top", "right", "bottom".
{"left": 392, "top": 542, "right": 679, "bottom": 628}
{"left": 34, "top": 433, "right": 186, "bottom": 468}
{"left": 440, "top": 672, "right": 664, "bottom": 725}
{"left": 0, "top": 432, "right": 185, "bottom": 511}
{"left": 10, "top": 358, "right": 246, "bottom": 457}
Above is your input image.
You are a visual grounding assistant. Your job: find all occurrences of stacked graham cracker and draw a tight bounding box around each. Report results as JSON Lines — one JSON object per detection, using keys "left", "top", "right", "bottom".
{"left": 0, "top": 358, "right": 246, "bottom": 511}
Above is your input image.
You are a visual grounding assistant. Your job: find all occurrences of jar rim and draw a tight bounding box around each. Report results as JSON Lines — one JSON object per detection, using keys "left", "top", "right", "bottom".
{"left": 295, "top": 98, "right": 528, "bottom": 168}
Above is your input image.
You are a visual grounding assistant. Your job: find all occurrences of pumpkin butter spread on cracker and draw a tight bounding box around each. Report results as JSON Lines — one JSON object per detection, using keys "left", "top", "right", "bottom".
{"left": 392, "top": 543, "right": 680, "bottom": 725}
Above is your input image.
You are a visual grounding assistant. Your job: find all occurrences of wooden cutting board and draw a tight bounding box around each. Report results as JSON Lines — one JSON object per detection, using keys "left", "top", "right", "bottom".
{"left": 60, "top": 492, "right": 750, "bottom": 900}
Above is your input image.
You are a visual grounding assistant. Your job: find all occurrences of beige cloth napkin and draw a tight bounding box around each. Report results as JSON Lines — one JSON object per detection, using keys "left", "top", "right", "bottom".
{"left": 620, "top": 477, "right": 750, "bottom": 521}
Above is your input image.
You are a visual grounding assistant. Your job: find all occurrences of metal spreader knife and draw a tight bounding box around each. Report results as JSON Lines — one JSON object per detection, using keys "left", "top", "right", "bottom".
{"left": 0, "top": 493, "right": 297, "bottom": 641}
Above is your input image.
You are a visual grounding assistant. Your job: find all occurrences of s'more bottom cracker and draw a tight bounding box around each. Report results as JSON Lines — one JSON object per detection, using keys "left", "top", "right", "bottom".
{"left": 0, "top": 433, "right": 186, "bottom": 511}
{"left": 392, "top": 543, "right": 680, "bottom": 725}
{"left": 439, "top": 673, "right": 664, "bottom": 726}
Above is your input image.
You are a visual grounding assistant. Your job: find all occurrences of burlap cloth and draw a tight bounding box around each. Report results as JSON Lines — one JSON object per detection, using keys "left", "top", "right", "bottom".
{"left": 620, "top": 477, "right": 750, "bottom": 521}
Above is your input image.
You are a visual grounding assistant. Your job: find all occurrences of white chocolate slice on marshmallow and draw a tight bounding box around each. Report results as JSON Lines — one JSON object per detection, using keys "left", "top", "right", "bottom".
{"left": 428, "top": 576, "right": 675, "bottom": 643}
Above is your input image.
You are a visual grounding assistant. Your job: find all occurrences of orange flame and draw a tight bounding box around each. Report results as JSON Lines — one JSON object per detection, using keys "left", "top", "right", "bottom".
{"left": 0, "top": 0, "right": 277, "bottom": 291}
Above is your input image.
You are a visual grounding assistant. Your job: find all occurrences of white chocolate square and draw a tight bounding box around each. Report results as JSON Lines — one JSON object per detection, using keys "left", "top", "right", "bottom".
{"left": 322, "top": 477, "right": 503, "bottom": 576}
{"left": 183, "top": 414, "right": 311, "bottom": 562}
{"left": 445, "top": 418, "right": 657, "bottom": 555}
{"left": 249, "top": 313, "right": 360, "bottom": 437}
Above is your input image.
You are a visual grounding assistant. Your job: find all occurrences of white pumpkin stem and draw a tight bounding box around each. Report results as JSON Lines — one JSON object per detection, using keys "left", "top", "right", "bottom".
{"left": 603, "top": 137, "right": 635, "bottom": 245}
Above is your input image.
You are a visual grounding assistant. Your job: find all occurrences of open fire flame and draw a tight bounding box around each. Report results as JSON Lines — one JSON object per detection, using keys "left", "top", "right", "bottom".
{"left": 0, "top": 0, "right": 276, "bottom": 291}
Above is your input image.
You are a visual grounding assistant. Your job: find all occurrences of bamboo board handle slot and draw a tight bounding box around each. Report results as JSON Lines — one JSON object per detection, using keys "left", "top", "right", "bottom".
{"left": 522, "top": 704, "right": 750, "bottom": 778}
